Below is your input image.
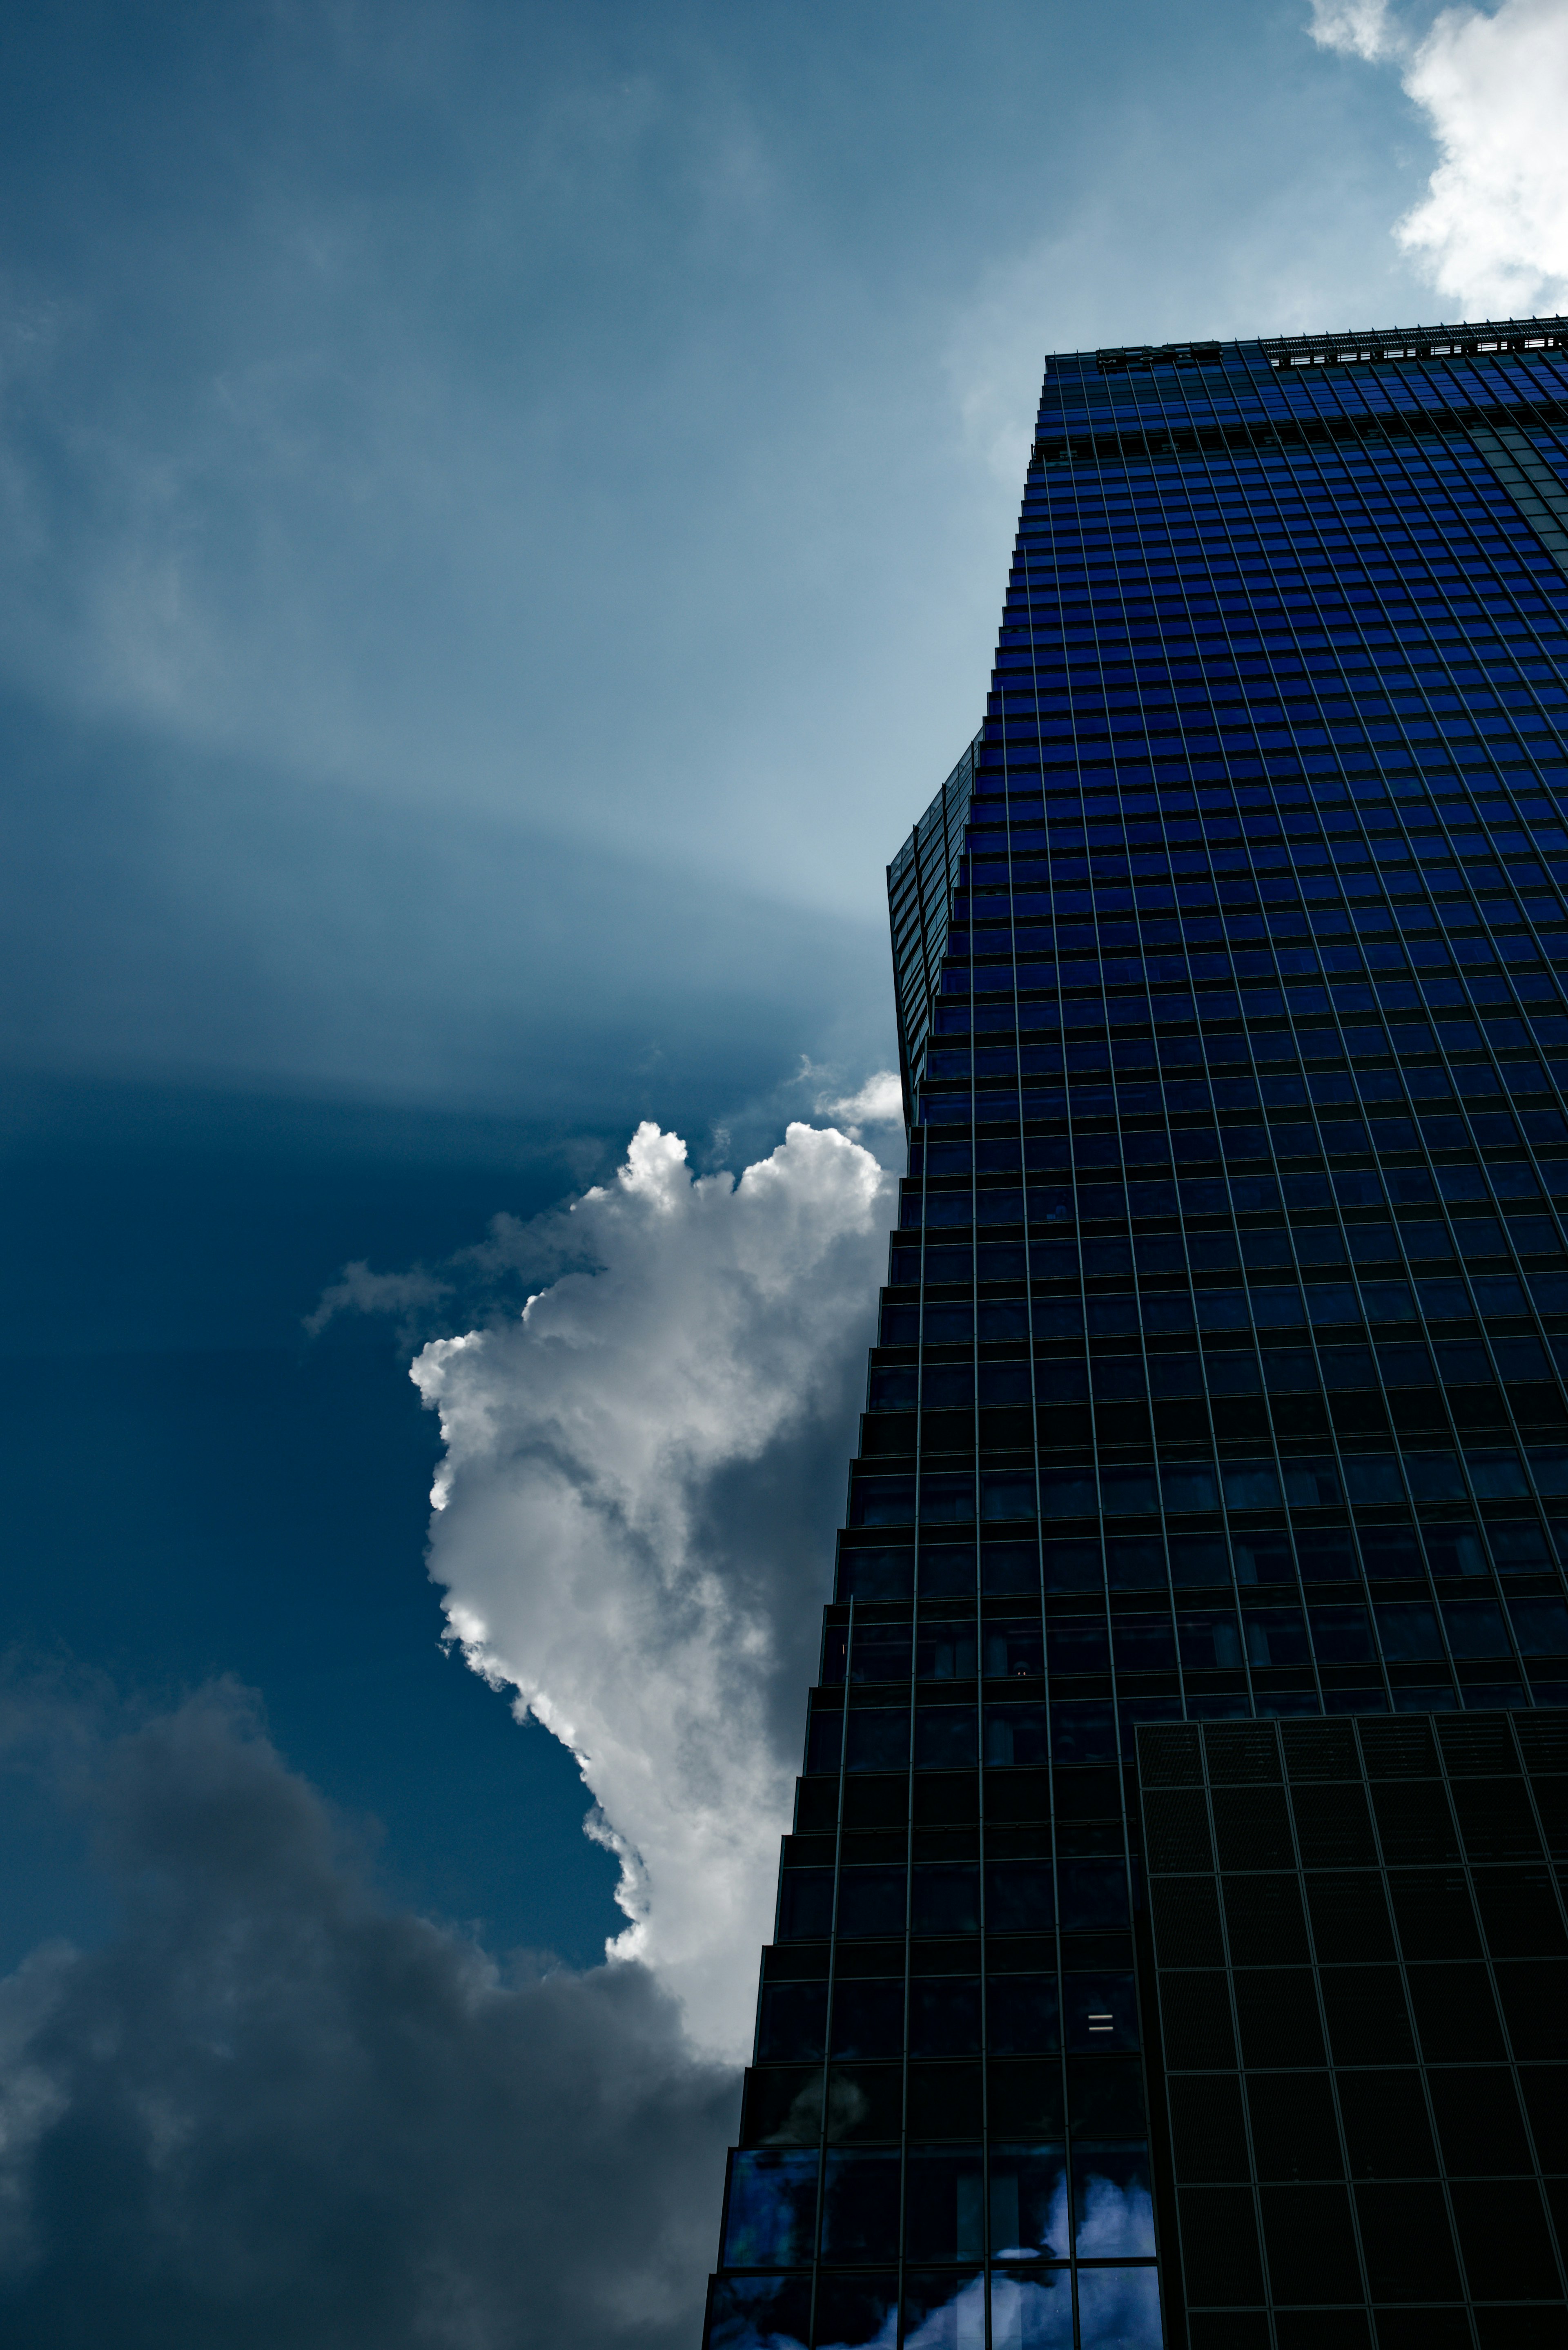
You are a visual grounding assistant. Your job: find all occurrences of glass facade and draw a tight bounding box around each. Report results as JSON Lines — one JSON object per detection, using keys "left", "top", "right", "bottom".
{"left": 1143, "top": 1708, "right": 1568, "bottom": 2346}
{"left": 703, "top": 318, "right": 1568, "bottom": 2350}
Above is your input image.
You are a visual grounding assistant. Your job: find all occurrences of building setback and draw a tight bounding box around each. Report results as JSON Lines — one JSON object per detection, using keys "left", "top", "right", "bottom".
{"left": 704, "top": 320, "right": 1568, "bottom": 2350}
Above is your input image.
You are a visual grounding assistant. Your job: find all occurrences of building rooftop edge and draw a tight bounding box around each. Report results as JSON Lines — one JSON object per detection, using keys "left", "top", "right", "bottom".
{"left": 1054, "top": 315, "right": 1568, "bottom": 377}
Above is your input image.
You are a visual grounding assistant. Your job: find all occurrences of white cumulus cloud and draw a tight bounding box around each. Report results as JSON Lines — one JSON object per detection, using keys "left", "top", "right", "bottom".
{"left": 411, "top": 1118, "right": 894, "bottom": 2058}
{"left": 1311, "top": 0, "right": 1568, "bottom": 315}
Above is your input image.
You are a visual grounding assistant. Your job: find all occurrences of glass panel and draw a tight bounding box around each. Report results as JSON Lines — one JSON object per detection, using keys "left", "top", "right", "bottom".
{"left": 1062, "top": 1974, "right": 1140, "bottom": 2051}
{"left": 1074, "top": 2265, "right": 1165, "bottom": 2350}
{"left": 987, "top": 1975, "right": 1061, "bottom": 2054}
{"left": 837, "top": 1866, "right": 907, "bottom": 1938}
{"left": 912, "top": 1862, "right": 982, "bottom": 1934}
{"left": 909, "top": 1978, "right": 982, "bottom": 2058}
{"left": 987, "top": 2268, "right": 1074, "bottom": 2350}
{"left": 1071, "top": 2142, "right": 1157, "bottom": 2256}
{"left": 845, "top": 1710, "right": 910, "bottom": 1772}
{"left": 705, "top": 2272, "right": 811, "bottom": 2350}
{"left": 722, "top": 2149, "right": 819, "bottom": 2265}
{"left": 1057, "top": 1861, "right": 1130, "bottom": 1931}
{"left": 780, "top": 1870, "right": 835, "bottom": 1940}
{"left": 989, "top": 2143, "right": 1070, "bottom": 2258}
{"left": 812, "top": 2272, "right": 898, "bottom": 2350}
{"left": 916, "top": 1706, "right": 980, "bottom": 1768}
{"left": 831, "top": 1980, "right": 904, "bottom": 2060}
{"left": 905, "top": 2148, "right": 987, "bottom": 2261}
{"left": 821, "top": 2149, "right": 902, "bottom": 2263}
{"left": 987, "top": 1704, "right": 1051, "bottom": 1767}
{"left": 902, "top": 2272, "right": 987, "bottom": 2350}
{"left": 986, "top": 1860, "right": 1056, "bottom": 1933}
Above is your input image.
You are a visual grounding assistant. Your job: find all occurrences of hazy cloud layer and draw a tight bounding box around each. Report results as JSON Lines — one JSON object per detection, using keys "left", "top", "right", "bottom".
{"left": 412, "top": 1119, "right": 892, "bottom": 2056}
{"left": 0, "top": 2, "right": 1450, "bottom": 1125}
{"left": 0, "top": 1682, "right": 737, "bottom": 2350}
{"left": 1311, "top": 0, "right": 1568, "bottom": 313}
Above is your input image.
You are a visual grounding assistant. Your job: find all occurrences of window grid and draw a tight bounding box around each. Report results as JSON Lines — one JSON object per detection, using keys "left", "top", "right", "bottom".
{"left": 705, "top": 322, "right": 1568, "bottom": 2350}
{"left": 1142, "top": 1710, "right": 1568, "bottom": 2338}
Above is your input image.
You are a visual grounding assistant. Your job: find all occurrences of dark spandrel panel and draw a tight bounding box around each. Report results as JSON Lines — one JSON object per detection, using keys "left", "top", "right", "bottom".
{"left": 1150, "top": 1876, "right": 1225, "bottom": 1967}
{"left": 1246, "top": 2071, "right": 1342, "bottom": 2183}
{"left": 1436, "top": 1712, "right": 1522, "bottom": 1774}
{"left": 1519, "top": 1715, "right": 1568, "bottom": 1772}
{"left": 1169, "top": 2076, "right": 1250, "bottom": 2183}
{"left": 1452, "top": 1774, "right": 1544, "bottom": 1860}
{"left": 1450, "top": 2179, "right": 1563, "bottom": 2302}
{"left": 1177, "top": 2185, "right": 1265, "bottom": 2306}
{"left": 1260, "top": 2182, "right": 1362, "bottom": 2303}
{"left": 1531, "top": 1774, "right": 1568, "bottom": 1854}
{"left": 1370, "top": 1779, "right": 1461, "bottom": 1864}
{"left": 1428, "top": 2069, "right": 1535, "bottom": 2177}
{"left": 1233, "top": 1969, "right": 1325, "bottom": 2067}
{"left": 1406, "top": 1961, "right": 1508, "bottom": 2062}
{"left": 1389, "top": 1868, "right": 1483, "bottom": 1959}
{"left": 1159, "top": 1974, "right": 1236, "bottom": 2069}
{"left": 1521, "top": 2067, "right": 1568, "bottom": 2171}
{"left": 1290, "top": 1779, "right": 1378, "bottom": 1864}
{"left": 1281, "top": 1720, "right": 1363, "bottom": 1780}
{"left": 1472, "top": 1866, "right": 1568, "bottom": 1957}
{"left": 1204, "top": 1724, "right": 1283, "bottom": 1783}
{"left": 1336, "top": 2070, "right": 1437, "bottom": 2180}
{"left": 1211, "top": 1786, "right": 1295, "bottom": 1870}
{"left": 1355, "top": 2180, "right": 1464, "bottom": 2302}
{"left": 1221, "top": 1874, "right": 1310, "bottom": 1963}
{"left": 1496, "top": 1958, "right": 1568, "bottom": 2057}
{"left": 1144, "top": 1789, "right": 1214, "bottom": 1873}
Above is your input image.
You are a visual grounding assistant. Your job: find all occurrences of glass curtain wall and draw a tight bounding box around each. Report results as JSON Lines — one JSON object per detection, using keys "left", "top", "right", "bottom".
{"left": 704, "top": 319, "right": 1568, "bottom": 2350}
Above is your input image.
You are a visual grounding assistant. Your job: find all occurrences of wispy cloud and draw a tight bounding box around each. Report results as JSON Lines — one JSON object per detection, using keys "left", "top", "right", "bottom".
{"left": 1308, "top": 0, "right": 1400, "bottom": 63}
{"left": 303, "top": 1260, "right": 452, "bottom": 1340}
{"left": 1311, "top": 0, "right": 1568, "bottom": 314}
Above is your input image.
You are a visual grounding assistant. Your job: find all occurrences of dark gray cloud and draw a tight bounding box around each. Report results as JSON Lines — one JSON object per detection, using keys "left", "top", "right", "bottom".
{"left": 0, "top": 1681, "right": 738, "bottom": 2348}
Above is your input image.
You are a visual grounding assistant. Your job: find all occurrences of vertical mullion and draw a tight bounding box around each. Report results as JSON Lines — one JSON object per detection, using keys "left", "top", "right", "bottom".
{"left": 1279, "top": 1726, "right": 1376, "bottom": 2322}
{"left": 1354, "top": 1715, "right": 1479, "bottom": 2350}
{"left": 1200, "top": 1722, "right": 1279, "bottom": 2350}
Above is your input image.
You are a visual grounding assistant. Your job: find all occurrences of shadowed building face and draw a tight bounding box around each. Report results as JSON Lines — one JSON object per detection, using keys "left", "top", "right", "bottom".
{"left": 704, "top": 320, "right": 1568, "bottom": 2348}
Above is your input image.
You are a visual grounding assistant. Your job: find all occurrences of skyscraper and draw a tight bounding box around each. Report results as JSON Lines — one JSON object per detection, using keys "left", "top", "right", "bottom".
{"left": 704, "top": 319, "right": 1568, "bottom": 2350}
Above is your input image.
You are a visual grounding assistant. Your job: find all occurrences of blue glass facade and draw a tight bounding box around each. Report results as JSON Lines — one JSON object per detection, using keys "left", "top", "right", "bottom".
{"left": 704, "top": 319, "right": 1568, "bottom": 2350}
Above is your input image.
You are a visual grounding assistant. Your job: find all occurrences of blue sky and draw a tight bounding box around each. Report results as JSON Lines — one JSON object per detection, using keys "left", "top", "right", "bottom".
{"left": 0, "top": 0, "right": 1558, "bottom": 2339}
